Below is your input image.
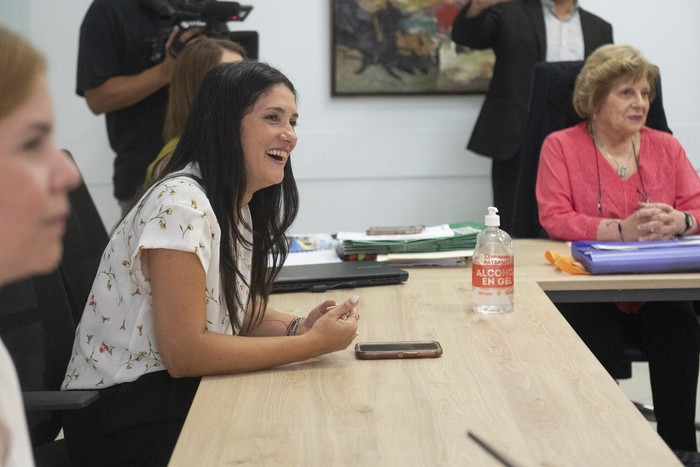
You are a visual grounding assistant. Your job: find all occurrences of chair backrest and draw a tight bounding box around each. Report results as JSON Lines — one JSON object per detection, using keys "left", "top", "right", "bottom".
{"left": 511, "top": 60, "right": 672, "bottom": 238}
{"left": 59, "top": 175, "right": 109, "bottom": 324}
{"left": 0, "top": 271, "right": 76, "bottom": 447}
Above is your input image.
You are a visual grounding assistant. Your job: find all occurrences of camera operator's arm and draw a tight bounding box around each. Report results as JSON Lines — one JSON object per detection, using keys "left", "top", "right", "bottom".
{"left": 84, "top": 59, "right": 173, "bottom": 115}
{"left": 83, "top": 27, "right": 199, "bottom": 115}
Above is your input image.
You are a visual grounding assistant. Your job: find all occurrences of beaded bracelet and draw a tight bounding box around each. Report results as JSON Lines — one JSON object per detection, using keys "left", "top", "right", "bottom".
{"left": 286, "top": 317, "right": 303, "bottom": 336}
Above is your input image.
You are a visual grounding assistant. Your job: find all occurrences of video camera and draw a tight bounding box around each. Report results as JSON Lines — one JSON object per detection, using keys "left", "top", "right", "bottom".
{"left": 142, "top": 0, "right": 256, "bottom": 61}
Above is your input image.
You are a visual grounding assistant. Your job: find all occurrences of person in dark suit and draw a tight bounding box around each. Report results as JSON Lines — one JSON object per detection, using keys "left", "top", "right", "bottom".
{"left": 451, "top": 0, "right": 612, "bottom": 231}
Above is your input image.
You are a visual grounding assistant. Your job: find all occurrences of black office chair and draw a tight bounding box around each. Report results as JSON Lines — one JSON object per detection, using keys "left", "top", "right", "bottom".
{"left": 0, "top": 159, "right": 108, "bottom": 466}
{"left": 59, "top": 150, "right": 110, "bottom": 324}
{"left": 0, "top": 271, "right": 98, "bottom": 466}
{"left": 59, "top": 150, "right": 109, "bottom": 325}
{"left": 511, "top": 60, "right": 671, "bottom": 239}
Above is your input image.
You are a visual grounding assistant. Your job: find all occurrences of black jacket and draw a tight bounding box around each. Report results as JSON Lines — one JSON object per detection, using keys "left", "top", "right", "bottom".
{"left": 451, "top": 0, "right": 613, "bottom": 161}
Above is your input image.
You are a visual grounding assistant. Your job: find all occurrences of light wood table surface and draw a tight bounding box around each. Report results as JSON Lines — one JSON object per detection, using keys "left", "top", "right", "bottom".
{"left": 170, "top": 239, "right": 687, "bottom": 466}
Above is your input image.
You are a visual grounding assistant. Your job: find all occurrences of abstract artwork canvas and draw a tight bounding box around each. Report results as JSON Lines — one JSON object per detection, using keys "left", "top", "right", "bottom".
{"left": 332, "top": 0, "right": 495, "bottom": 96}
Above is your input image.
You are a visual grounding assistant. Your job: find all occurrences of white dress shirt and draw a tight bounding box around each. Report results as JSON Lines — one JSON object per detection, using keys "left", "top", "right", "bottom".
{"left": 542, "top": 0, "right": 585, "bottom": 61}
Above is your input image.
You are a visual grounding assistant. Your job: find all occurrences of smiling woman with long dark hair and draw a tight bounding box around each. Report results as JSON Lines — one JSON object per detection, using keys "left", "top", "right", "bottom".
{"left": 62, "top": 61, "right": 361, "bottom": 465}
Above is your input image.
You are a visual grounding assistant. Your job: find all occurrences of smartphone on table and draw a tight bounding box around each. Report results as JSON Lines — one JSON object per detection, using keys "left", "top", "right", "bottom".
{"left": 365, "top": 225, "right": 425, "bottom": 235}
{"left": 355, "top": 341, "right": 443, "bottom": 360}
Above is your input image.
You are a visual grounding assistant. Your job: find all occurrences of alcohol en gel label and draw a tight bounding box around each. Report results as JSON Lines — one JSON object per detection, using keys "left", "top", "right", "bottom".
{"left": 472, "top": 262, "right": 514, "bottom": 289}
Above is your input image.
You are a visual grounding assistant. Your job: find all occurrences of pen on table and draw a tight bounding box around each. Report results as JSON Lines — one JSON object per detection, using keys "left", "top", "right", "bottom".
{"left": 467, "top": 431, "right": 519, "bottom": 467}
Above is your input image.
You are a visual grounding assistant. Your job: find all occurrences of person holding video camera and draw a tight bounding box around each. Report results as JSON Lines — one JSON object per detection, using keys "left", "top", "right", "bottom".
{"left": 77, "top": 0, "right": 205, "bottom": 214}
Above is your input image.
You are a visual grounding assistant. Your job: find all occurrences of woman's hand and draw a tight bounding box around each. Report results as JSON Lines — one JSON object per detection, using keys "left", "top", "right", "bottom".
{"left": 295, "top": 299, "right": 337, "bottom": 335}
{"left": 301, "top": 295, "right": 360, "bottom": 353}
{"left": 623, "top": 203, "right": 679, "bottom": 241}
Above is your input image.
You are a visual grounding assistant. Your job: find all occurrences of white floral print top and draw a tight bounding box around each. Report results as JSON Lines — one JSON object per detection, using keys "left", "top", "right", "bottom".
{"left": 62, "top": 163, "right": 252, "bottom": 389}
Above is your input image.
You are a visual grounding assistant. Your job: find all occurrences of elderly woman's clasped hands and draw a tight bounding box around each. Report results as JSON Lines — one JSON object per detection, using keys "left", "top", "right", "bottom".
{"left": 623, "top": 202, "right": 688, "bottom": 241}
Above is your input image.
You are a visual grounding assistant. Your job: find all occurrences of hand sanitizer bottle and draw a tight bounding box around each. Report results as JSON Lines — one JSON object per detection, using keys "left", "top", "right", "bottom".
{"left": 471, "top": 206, "right": 514, "bottom": 313}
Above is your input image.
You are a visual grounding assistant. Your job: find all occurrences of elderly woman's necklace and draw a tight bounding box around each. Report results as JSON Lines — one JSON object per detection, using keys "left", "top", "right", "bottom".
{"left": 598, "top": 142, "right": 635, "bottom": 178}
{"left": 588, "top": 124, "right": 637, "bottom": 178}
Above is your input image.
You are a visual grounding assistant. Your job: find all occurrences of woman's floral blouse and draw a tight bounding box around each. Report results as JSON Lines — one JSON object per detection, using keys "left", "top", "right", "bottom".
{"left": 62, "top": 164, "right": 251, "bottom": 389}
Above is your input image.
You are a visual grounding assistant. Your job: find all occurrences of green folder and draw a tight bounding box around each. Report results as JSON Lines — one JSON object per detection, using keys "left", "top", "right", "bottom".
{"left": 338, "top": 221, "right": 484, "bottom": 256}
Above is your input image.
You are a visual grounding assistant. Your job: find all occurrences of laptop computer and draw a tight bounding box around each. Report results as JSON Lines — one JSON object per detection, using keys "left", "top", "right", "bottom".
{"left": 271, "top": 262, "right": 409, "bottom": 293}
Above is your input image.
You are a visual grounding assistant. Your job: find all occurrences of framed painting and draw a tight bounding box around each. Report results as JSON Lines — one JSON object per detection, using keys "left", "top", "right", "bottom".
{"left": 331, "top": 0, "right": 495, "bottom": 96}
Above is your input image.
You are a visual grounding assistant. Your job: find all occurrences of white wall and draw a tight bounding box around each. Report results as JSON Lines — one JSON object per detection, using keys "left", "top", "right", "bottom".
{"left": 5, "top": 0, "right": 700, "bottom": 233}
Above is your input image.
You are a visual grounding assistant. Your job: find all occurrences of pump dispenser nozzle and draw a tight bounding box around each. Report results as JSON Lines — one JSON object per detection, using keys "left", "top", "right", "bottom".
{"left": 485, "top": 206, "right": 500, "bottom": 227}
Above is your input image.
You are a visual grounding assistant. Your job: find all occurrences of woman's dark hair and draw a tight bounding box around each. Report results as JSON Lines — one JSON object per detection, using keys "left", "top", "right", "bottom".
{"left": 162, "top": 60, "right": 299, "bottom": 334}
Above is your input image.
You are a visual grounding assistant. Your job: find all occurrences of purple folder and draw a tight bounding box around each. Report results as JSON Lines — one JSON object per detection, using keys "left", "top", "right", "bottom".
{"left": 571, "top": 238, "right": 700, "bottom": 275}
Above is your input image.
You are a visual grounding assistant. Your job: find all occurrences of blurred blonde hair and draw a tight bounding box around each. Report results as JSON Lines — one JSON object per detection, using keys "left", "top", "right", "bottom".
{"left": 573, "top": 44, "right": 659, "bottom": 120}
{"left": 0, "top": 27, "right": 46, "bottom": 119}
{"left": 163, "top": 38, "right": 247, "bottom": 141}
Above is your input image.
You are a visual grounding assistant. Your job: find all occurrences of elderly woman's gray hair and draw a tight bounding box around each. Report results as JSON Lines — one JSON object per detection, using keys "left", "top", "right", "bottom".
{"left": 573, "top": 44, "right": 660, "bottom": 120}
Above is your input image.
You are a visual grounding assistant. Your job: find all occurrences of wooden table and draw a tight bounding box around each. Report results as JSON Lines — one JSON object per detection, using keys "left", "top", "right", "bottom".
{"left": 170, "top": 239, "right": 687, "bottom": 466}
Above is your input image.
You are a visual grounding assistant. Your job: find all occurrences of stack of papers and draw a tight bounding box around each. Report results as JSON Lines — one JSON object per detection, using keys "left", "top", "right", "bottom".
{"left": 280, "top": 234, "right": 342, "bottom": 266}
{"left": 376, "top": 250, "right": 473, "bottom": 267}
{"left": 289, "top": 233, "right": 337, "bottom": 253}
{"left": 336, "top": 222, "right": 483, "bottom": 261}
